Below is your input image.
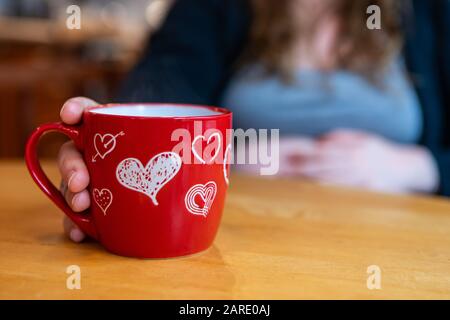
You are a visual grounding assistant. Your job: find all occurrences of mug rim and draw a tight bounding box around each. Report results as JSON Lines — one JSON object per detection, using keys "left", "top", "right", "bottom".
{"left": 85, "top": 103, "right": 232, "bottom": 120}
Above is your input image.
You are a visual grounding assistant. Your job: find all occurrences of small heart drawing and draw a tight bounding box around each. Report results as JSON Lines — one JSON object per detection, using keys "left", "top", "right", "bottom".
{"left": 192, "top": 132, "right": 221, "bottom": 164}
{"left": 116, "top": 152, "right": 182, "bottom": 206}
{"left": 184, "top": 181, "right": 217, "bottom": 217}
{"left": 93, "top": 188, "right": 113, "bottom": 215}
{"left": 92, "top": 131, "right": 124, "bottom": 162}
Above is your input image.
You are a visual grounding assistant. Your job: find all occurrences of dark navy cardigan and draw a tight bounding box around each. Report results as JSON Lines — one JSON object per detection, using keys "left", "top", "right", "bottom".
{"left": 119, "top": 0, "right": 450, "bottom": 195}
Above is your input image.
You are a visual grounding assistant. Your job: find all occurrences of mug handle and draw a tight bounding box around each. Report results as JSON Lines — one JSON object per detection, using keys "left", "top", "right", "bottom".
{"left": 25, "top": 122, "right": 98, "bottom": 240}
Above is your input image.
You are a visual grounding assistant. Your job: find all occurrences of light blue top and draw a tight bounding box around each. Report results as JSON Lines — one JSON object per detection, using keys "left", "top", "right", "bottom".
{"left": 221, "top": 61, "right": 423, "bottom": 143}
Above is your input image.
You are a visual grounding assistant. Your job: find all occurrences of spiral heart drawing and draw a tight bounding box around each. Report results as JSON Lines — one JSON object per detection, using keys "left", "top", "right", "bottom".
{"left": 116, "top": 152, "right": 182, "bottom": 206}
{"left": 184, "top": 181, "right": 217, "bottom": 217}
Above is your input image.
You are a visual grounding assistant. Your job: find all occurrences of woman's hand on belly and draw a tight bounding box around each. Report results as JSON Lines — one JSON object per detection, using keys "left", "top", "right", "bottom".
{"left": 283, "top": 129, "right": 439, "bottom": 194}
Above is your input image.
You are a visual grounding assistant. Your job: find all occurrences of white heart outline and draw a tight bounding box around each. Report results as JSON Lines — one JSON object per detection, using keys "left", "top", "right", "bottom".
{"left": 92, "top": 131, "right": 125, "bottom": 162}
{"left": 93, "top": 188, "right": 113, "bottom": 215}
{"left": 116, "top": 152, "right": 182, "bottom": 206}
{"left": 191, "top": 132, "right": 221, "bottom": 164}
{"left": 223, "top": 144, "right": 232, "bottom": 185}
{"left": 184, "top": 181, "right": 217, "bottom": 217}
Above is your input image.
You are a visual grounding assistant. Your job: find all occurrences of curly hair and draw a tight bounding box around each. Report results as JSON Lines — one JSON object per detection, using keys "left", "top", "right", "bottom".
{"left": 244, "top": 0, "right": 404, "bottom": 81}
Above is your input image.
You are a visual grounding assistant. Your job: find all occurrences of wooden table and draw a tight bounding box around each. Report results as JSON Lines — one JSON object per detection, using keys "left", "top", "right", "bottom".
{"left": 1, "top": 160, "right": 450, "bottom": 299}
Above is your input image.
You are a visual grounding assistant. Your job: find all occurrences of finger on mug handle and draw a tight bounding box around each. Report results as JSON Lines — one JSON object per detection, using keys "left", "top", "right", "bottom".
{"left": 63, "top": 216, "right": 86, "bottom": 243}
{"left": 60, "top": 97, "right": 98, "bottom": 125}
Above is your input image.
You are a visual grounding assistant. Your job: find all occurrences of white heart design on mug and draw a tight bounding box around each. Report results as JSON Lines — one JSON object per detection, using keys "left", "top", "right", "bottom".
{"left": 223, "top": 144, "right": 232, "bottom": 185}
{"left": 184, "top": 181, "right": 217, "bottom": 217}
{"left": 93, "top": 188, "right": 113, "bottom": 215}
{"left": 92, "top": 131, "right": 125, "bottom": 162}
{"left": 116, "top": 152, "right": 182, "bottom": 206}
{"left": 192, "top": 132, "right": 221, "bottom": 164}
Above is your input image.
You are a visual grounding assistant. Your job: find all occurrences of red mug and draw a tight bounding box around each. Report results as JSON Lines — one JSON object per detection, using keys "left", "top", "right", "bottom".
{"left": 25, "top": 103, "right": 232, "bottom": 258}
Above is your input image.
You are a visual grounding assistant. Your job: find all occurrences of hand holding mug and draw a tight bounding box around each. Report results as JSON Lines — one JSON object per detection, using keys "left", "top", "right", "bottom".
{"left": 58, "top": 97, "right": 98, "bottom": 242}
{"left": 26, "top": 99, "right": 232, "bottom": 258}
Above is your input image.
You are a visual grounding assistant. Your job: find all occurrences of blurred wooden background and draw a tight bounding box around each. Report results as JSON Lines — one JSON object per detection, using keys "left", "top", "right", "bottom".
{"left": 0, "top": 0, "right": 172, "bottom": 158}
